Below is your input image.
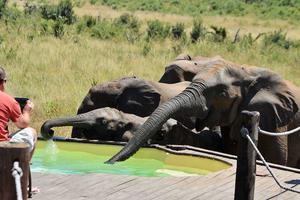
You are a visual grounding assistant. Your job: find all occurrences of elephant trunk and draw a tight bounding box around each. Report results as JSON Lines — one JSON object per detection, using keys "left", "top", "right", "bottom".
{"left": 41, "top": 113, "right": 93, "bottom": 140}
{"left": 106, "top": 82, "right": 207, "bottom": 164}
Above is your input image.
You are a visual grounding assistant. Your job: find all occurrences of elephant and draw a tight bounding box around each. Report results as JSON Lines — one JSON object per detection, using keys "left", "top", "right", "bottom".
{"left": 71, "top": 76, "right": 194, "bottom": 138}
{"left": 159, "top": 53, "right": 225, "bottom": 83}
{"left": 71, "top": 54, "right": 225, "bottom": 139}
{"left": 106, "top": 60, "right": 300, "bottom": 168}
{"left": 41, "top": 107, "right": 224, "bottom": 151}
{"left": 41, "top": 107, "right": 167, "bottom": 141}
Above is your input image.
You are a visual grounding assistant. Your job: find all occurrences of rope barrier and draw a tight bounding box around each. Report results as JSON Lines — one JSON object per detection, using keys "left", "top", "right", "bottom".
{"left": 11, "top": 161, "right": 23, "bottom": 200}
{"left": 258, "top": 126, "right": 300, "bottom": 136}
{"left": 241, "top": 128, "right": 300, "bottom": 194}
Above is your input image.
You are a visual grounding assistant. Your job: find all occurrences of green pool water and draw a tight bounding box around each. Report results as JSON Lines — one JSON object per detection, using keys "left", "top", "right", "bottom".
{"left": 31, "top": 140, "right": 231, "bottom": 177}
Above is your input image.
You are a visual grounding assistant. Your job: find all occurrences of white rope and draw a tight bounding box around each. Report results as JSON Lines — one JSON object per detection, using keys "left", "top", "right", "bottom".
{"left": 242, "top": 128, "right": 300, "bottom": 193}
{"left": 11, "top": 161, "right": 23, "bottom": 200}
{"left": 258, "top": 126, "right": 300, "bottom": 136}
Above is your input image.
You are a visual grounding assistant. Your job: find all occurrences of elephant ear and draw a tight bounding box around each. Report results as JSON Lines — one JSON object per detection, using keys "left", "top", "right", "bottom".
{"left": 242, "top": 73, "right": 298, "bottom": 131}
{"left": 229, "top": 73, "right": 298, "bottom": 141}
{"left": 175, "top": 53, "right": 192, "bottom": 61}
{"left": 116, "top": 77, "right": 161, "bottom": 117}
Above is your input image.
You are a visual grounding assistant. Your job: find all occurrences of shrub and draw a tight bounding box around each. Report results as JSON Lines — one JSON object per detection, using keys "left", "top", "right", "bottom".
{"left": 210, "top": 26, "right": 227, "bottom": 42}
{"left": 57, "top": 0, "right": 75, "bottom": 24}
{"left": 263, "top": 29, "right": 293, "bottom": 49}
{"left": 146, "top": 20, "right": 170, "bottom": 40}
{"left": 114, "top": 13, "right": 140, "bottom": 33}
{"left": 239, "top": 33, "right": 255, "bottom": 49}
{"left": 190, "top": 18, "right": 206, "bottom": 43}
{"left": 171, "top": 23, "right": 185, "bottom": 40}
{"left": 91, "top": 19, "right": 120, "bottom": 40}
{"left": 142, "top": 41, "right": 151, "bottom": 56}
{"left": 53, "top": 19, "right": 65, "bottom": 38}
{"left": 40, "top": 20, "right": 52, "bottom": 35}
{"left": 24, "top": 2, "right": 39, "bottom": 15}
{"left": 0, "top": 0, "right": 7, "bottom": 18}
{"left": 114, "top": 13, "right": 141, "bottom": 43}
{"left": 90, "top": 0, "right": 98, "bottom": 5}
{"left": 76, "top": 15, "right": 97, "bottom": 33}
{"left": 40, "top": 0, "right": 76, "bottom": 24}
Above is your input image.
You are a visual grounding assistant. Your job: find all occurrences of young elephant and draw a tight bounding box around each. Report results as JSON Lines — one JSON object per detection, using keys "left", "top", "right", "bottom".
{"left": 107, "top": 61, "right": 300, "bottom": 168}
{"left": 41, "top": 107, "right": 223, "bottom": 151}
{"left": 72, "top": 76, "right": 193, "bottom": 138}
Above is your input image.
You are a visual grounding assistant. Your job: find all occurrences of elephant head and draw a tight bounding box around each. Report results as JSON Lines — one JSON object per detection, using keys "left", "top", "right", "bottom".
{"left": 72, "top": 76, "right": 191, "bottom": 138}
{"left": 106, "top": 62, "right": 299, "bottom": 165}
{"left": 41, "top": 107, "right": 146, "bottom": 141}
{"left": 159, "top": 54, "right": 225, "bottom": 83}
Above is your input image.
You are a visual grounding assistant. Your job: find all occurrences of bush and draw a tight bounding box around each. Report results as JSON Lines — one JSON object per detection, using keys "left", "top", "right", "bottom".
{"left": 114, "top": 13, "right": 141, "bottom": 43}
{"left": 40, "top": 0, "right": 76, "bottom": 24}
{"left": 239, "top": 33, "right": 255, "bottom": 49}
{"left": 146, "top": 20, "right": 170, "bottom": 40}
{"left": 53, "top": 19, "right": 65, "bottom": 38}
{"left": 263, "top": 29, "right": 293, "bottom": 49}
{"left": 76, "top": 15, "right": 97, "bottom": 33}
{"left": 24, "top": 2, "right": 39, "bottom": 15}
{"left": 91, "top": 19, "right": 120, "bottom": 40}
{"left": 190, "top": 18, "right": 206, "bottom": 43}
{"left": 171, "top": 23, "right": 185, "bottom": 40}
{"left": 210, "top": 26, "right": 227, "bottom": 42}
{"left": 0, "top": 0, "right": 7, "bottom": 18}
{"left": 114, "top": 13, "right": 140, "bottom": 33}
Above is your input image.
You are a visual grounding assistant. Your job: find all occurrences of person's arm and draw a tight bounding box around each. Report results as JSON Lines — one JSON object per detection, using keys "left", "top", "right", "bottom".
{"left": 14, "top": 100, "right": 34, "bottom": 129}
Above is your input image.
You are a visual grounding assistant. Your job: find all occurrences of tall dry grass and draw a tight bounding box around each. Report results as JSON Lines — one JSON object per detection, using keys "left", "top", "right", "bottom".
{"left": 1, "top": 2, "right": 300, "bottom": 136}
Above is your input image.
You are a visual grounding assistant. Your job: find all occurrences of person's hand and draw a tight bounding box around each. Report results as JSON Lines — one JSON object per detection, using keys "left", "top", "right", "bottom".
{"left": 23, "top": 100, "right": 34, "bottom": 114}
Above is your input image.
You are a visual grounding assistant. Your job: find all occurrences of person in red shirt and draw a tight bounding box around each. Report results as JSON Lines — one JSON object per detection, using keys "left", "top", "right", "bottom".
{"left": 0, "top": 67, "right": 37, "bottom": 159}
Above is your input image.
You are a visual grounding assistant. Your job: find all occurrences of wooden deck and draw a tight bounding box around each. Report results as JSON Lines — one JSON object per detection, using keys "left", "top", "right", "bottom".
{"left": 31, "top": 148, "right": 300, "bottom": 200}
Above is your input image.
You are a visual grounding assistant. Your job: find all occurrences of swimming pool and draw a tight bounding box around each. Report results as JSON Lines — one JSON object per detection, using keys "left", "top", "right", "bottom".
{"left": 32, "top": 140, "right": 231, "bottom": 177}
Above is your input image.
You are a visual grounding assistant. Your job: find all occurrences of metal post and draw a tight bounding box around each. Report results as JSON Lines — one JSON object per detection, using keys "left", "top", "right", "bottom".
{"left": 234, "top": 111, "right": 260, "bottom": 200}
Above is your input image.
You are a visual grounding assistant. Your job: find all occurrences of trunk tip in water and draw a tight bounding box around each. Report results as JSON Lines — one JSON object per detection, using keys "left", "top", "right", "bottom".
{"left": 40, "top": 121, "right": 55, "bottom": 140}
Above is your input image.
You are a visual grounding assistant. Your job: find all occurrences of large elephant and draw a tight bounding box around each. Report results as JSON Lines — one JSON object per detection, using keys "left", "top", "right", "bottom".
{"left": 106, "top": 61, "right": 300, "bottom": 168}
{"left": 41, "top": 107, "right": 223, "bottom": 151}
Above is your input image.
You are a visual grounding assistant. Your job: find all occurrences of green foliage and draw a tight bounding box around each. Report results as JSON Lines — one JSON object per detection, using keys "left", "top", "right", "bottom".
{"left": 99, "top": 0, "right": 300, "bottom": 21}
{"left": 146, "top": 20, "right": 170, "bottom": 40}
{"left": 53, "top": 19, "right": 65, "bottom": 38}
{"left": 190, "top": 18, "right": 206, "bottom": 43}
{"left": 40, "top": 0, "right": 76, "bottom": 24}
{"left": 90, "top": 0, "right": 98, "bottom": 5}
{"left": 171, "top": 23, "right": 185, "bottom": 40}
{"left": 0, "top": 0, "right": 7, "bottom": 18}
{"left": 114, "top": 13, "right": 141, "bottom": 43}
{"left": 239, "top": 33, "right": 254, "bottom": 49}
{"left": 24, "top": 2, "right": 39, "bottom": 15}
{"left": 142, "top": 41, "right": 151, "bottom": 56}
{"left": 40, "top": 20, "right": 52, "bottom": 35}
{"left": 210, "top": 26, "right": 227, "bottom": 42}
{"left": 76, "top": 15, "right": 97, "bottom": 33}
{"left": 91, "top": 19, "right": 119, "bottom": 40}
{"left": 114, "top": 13, "right": 140, "bottom": 33}
{"left": 263, "top": 30, "right": 294, "bottom": 49}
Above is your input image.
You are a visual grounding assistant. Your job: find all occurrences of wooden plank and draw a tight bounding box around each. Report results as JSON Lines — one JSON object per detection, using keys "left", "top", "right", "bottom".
{"left": 30, "top": 159, "right": 300, "bottom": 200}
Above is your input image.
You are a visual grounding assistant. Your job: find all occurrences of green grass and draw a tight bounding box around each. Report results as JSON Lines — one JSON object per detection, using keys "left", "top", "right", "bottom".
{"left": 1, "top": 1, "right": 300, "bottom": 137}
{"left": 94, "top": 0, "right": 300, "bottom": 21}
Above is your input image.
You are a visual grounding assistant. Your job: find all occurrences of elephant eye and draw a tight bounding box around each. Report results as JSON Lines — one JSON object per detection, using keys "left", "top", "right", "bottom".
{"left": 102, "top": 119, "right": 107, "bottom": 125}
{"left": 194, "top": 62, "right": 198, "bottom": 65}
{"left": 117, "top": 123, "right": 124, "bottom": 129}
{"left": 219, "top": 91, "right": 228, "bottom": 97}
